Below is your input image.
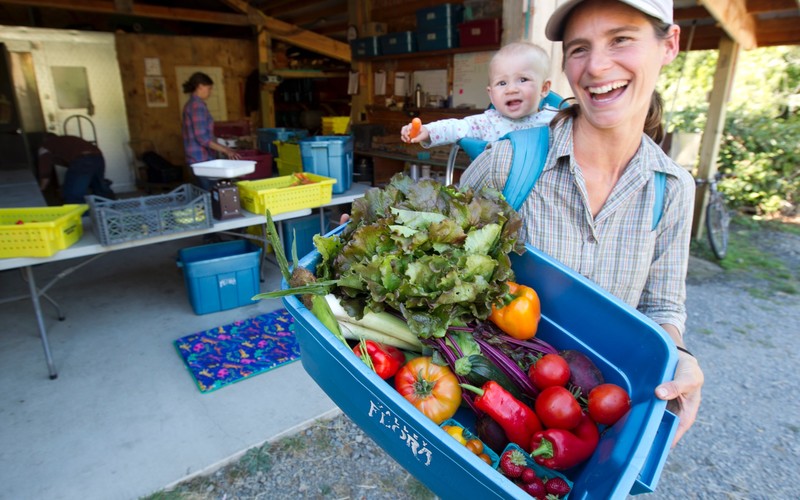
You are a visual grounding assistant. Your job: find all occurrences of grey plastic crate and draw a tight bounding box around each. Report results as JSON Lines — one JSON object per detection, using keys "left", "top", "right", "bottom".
{"left": 86, "top": 184, "right": 213, "bottom": 246}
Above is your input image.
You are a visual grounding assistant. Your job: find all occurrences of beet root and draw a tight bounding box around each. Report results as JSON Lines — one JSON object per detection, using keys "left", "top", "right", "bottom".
{"left": 559, "top": 349, "right": 604, "bottom": 397}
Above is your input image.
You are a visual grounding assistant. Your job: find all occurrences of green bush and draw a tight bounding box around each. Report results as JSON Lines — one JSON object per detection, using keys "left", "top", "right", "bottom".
{"left": 717, "top": 113, "right": 800, "bottom": 215}
{"left": 658, "top": 46, "right": 800, "bottom": 216}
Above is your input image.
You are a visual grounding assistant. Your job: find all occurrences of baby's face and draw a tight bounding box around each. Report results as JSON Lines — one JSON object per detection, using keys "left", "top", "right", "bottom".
{"left": 487, "top": 53, "right": 545, "bottom": 120}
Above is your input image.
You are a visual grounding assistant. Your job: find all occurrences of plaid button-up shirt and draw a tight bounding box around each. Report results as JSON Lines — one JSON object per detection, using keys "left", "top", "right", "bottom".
{"left": 460, "top": 117, "right": 695, "bottom": 334}
{"left": 182, "top": 94, "right": 214, "bottom": 165}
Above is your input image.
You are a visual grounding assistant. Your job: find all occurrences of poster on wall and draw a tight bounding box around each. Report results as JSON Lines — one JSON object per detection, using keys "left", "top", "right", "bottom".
{"left": 144, "top": 76, "right": 167, "bottom": 107}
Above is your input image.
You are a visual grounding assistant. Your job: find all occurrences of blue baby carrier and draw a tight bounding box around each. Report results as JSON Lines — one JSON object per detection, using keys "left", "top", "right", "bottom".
{"left": 455, "top": 91, "right": 666, "bottom": 229}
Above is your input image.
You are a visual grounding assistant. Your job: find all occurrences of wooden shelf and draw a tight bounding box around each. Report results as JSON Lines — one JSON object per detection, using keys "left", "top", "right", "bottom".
{"left": 356, "top": 148, "right": 471, "bottom": 169}
{"left": 354, "top": 44, "right": 501, "bottom": 62}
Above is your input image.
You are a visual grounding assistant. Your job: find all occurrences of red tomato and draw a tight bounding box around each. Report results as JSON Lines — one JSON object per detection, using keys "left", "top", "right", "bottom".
{"left": 587, "top": 383, "right": 631, "bottom": 426}
{"left": 534, "top": 386, "right": 582, "bottom": 430}
{"left": 529, "top": 353, "right": 571, "bottom": 390}
{"left": 394, "top": 356, "right": 462, "bottom": 425}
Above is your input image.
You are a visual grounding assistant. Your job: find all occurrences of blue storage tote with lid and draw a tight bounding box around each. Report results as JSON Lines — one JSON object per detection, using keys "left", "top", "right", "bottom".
{"left": 418, "top": 25, "right": 459, "bottom": 51}
{"left": 177, "top": 240, "right": 262, "bottom": 315}
{"left": 379, "top": 32, "right": 417, "bottom": 55}
{"left": 283, "top": 226, "right": 680, "bottom": 499}
{"left": 299, "top": 136, "right": 353, "bottom": 194}
{"left": 351, "top": 37, "right": 381, "bottom": 58}
{"left": 416, "top": 3, "right": 464, "bottom": 29}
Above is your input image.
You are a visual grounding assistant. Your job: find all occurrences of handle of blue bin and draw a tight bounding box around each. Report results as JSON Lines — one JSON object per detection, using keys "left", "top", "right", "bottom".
{"left": 630, "top": 410, "right": 679, "bottom": 495}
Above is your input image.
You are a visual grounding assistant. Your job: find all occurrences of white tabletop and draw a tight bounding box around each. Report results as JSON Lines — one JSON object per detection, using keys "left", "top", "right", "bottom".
{"left": 0, "top": 181, "right": 371, "bottom": 271}
{"left": 0, "top": 208, "right": 310, "bottom": 271}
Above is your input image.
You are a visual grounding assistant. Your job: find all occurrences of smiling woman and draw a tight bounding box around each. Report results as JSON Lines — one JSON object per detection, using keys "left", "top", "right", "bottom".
{"left": 458, "top": 0, "right": 705, "bottom": 449}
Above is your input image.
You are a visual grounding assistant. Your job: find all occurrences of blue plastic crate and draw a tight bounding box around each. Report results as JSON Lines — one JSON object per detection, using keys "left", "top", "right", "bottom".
{"left": 281, "top": 211, "right": 328, "bottom": 262}
{"left": 418, "top": 25, "right": 459, "bottom": 51}
{"left": 257, "top": 128, "right": 309, "bottom": 157}
{"left": 351, "top": 37, "right": 381, "bottom": 58}
{"left": 283, "top": 226, "right": 679, "bottom": 499}
{"left": 177, "top": 240, "right": 262, "bottom": 315}
{"left": 416, "top": 3, "right": 464, "bottom": 30}
{"left": 299, "top": 136, "right": 353, "bottom": 194}
{"left": 379, "top": 32, "right": 417, "bottom": 55}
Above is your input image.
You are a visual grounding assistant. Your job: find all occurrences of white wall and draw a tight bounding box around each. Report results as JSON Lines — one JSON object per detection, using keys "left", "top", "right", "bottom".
{"left": 0, "top": 26, "right": 134, "bottom": 193}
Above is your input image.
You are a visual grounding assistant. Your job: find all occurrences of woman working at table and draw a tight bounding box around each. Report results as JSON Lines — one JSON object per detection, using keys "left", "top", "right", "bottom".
{"left": 181, "top": 71, "right": 239, "bottom": 190}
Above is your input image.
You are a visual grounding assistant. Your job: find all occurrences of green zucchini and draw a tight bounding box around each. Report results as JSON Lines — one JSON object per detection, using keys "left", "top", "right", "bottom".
{"left": 457, "top": 354, "right": 525, "bottom": 401}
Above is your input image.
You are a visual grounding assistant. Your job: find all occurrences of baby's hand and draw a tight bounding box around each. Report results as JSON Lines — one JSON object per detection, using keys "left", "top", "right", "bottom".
{"left": 401, "top": 118, "right": 429, "bottom": 144}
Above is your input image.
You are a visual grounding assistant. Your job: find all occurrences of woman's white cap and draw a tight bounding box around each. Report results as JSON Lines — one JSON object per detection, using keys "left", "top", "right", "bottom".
{"left": 545, "top": 0, "right": 674, "bottom": 41}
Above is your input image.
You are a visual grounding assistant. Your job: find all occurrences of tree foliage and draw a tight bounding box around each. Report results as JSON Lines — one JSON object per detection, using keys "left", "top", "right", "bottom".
{"left": 657, "top": 46, "right": 800, "bottom": 215}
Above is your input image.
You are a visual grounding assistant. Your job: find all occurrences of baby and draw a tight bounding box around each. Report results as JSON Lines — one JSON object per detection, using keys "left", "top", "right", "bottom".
{"left": 401, "top": 41, "right": 556, "bottom": 147}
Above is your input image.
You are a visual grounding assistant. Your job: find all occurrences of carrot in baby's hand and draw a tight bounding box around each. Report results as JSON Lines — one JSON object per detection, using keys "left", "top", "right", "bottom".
{"left": 409, "top": 118, "right": 422, "bottom": 139}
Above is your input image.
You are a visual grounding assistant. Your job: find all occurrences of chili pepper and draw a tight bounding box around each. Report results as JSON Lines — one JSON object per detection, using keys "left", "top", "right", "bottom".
{"left": 461, "top": 381, "right": 542, "bottom": 452}
{"left": 529, "top": 412, "right": 600, "bottom": 470}
{"left": 353, "top": 340, "right": 406, "bottom": 380}
{"left": 488, "top": 282, "right": 541, "bottom": 340}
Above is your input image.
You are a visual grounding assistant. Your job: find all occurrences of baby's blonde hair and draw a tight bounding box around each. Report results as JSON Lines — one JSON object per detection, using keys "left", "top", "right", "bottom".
{"left": 489, "top": 41, "right": 551, "bottom": 84}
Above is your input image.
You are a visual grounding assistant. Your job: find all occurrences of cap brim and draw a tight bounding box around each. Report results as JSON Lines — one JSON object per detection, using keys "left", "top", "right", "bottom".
{"left": 545, "top": 0, "right": 584, "bottom": 41}
{"left": 545, "top": 0, "right": 673, "bottom": 42}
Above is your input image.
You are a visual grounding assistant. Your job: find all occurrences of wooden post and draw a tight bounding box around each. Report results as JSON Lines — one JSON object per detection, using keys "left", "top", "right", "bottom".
{"left": 349, "top": 0, "right": 372, "bottom": 124}
{"left": 692, "top": 35, "right": 738, "bottom": 239}
{"left": 257, "top": 27, "right": 277, "bottom": 128}
{"left": 502, "top": 0, "right": 525, "bottom": 43}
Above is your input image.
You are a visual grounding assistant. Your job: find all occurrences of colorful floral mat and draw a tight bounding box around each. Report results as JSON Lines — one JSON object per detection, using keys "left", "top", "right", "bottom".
{"left": 174, "top": 308, "right": 299, "bottom": 393}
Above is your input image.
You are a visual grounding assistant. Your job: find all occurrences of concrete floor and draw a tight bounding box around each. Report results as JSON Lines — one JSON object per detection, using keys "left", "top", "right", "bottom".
{"left": 0, "top": 236, "right": 340, "bottom": 500}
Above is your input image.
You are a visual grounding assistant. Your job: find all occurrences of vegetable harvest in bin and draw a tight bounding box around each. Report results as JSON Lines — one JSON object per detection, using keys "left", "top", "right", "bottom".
{"left": 255, "top": 173, "right": 631, "bottom": 480}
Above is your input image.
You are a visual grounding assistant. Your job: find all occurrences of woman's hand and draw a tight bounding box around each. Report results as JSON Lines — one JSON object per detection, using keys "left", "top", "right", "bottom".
{"left": 655, "top": 351, "right": 704, "bottom": 447}
{"left": 224, "top": 148, "right": 241, "bottom": 160}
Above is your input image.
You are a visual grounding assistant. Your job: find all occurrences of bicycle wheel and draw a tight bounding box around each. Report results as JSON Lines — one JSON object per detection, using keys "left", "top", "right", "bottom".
{"left": 705, "top": 194, "right": 730, "bottom": 259}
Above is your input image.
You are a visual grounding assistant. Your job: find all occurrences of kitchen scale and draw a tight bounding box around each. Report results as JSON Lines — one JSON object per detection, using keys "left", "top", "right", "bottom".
{"left": 190, "top": 159, "right": 256, "bottom": 220}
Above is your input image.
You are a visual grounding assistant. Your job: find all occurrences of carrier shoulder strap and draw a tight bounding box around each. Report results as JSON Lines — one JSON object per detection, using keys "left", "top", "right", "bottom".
{"left": 500, "top": 128, "right": 666, "bottom": 230}
{"left": 500, "top": 127, "right": 550, "bottom": 212}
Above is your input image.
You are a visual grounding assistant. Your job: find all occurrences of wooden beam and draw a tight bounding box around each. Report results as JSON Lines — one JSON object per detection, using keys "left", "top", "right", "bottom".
{"left": 0, "top": 0, "right": 251, "bottom": 26}
{"left": 745, "top": 0, "right": 799, "bottom": 14}
{"left": 692, "top": 36, "right": 738, "bottom": 240}
{"left": 700, "top": 0, "right": 757, "bottom": 49}
{"left": 756, "top": 17, "right": 800, "bottom": 47}
{"left": 222, "top": 0, "right": 351, "bottom": 63}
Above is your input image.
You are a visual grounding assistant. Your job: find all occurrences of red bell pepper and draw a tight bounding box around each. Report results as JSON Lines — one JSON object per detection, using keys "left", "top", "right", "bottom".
{"left": 529, "top": 412, "right": 600, "bottom": 470}
{"left": 461, "top": 381, "right": 542, "bottom": 452}
{"left": 353, "top": 340, "right": 406, "bottom": 380}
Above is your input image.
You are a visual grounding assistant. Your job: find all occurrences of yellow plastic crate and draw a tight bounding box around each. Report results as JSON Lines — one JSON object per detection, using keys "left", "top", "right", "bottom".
{"left": 322, "top": 116, "right": 350, "bottom": 135}
{"left": 0, "top": 205, "right": 89, "bottom": 258}
{"left": 275, "top": 158, "right": 303, "bottom": 176}
{"left": 273, "top": 141, "right": 303, "bottom": 165}
{"left": 237, "top": 173, "right": 336, "bottom": 215}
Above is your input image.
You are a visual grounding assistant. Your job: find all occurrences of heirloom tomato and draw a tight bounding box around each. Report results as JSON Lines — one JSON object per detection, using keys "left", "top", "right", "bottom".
{"left": 395, "top": 356, "right": 461, "bottom": 425}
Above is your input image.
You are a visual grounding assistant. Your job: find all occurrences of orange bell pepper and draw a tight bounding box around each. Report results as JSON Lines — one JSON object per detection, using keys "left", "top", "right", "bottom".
{"left": 488, "top": 282, "right": 541, "bottom": 340}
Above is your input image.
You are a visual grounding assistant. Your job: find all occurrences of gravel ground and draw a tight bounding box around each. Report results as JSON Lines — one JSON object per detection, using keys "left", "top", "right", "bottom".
{"left": 148, "top": 223, "right": 800, "bottom": 500}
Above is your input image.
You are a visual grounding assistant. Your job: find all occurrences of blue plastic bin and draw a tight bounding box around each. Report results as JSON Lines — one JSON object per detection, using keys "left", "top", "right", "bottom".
{"left": 257, "top": 128, "right": 309, "bottom": 157}
{"left": 281, "top": 211, "right": 328, "bottom": 262}
{"left": 299, "top": 136, "right": 353, "bottom": 194}
{"left": 177, "top": 240, "right": 262, "bottom": 315}
{"left": 283, "top": 227, "right": 679, "bottom": 499}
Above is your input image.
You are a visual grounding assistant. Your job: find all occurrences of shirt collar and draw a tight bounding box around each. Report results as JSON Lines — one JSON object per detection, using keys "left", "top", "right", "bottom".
{"left": 547, "top": 116, "right": 677, "bottom": 179}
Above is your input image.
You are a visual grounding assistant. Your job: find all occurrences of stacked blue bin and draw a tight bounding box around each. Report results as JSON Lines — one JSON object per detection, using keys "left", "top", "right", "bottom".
{"left": 416, "top": 3, "right": 462, "bottom": 51}
{"left": 299, "top": 136, "right": 353, "bottom": 194}
{"left": 257, "top": 128, "right": 309, "bottom": 158}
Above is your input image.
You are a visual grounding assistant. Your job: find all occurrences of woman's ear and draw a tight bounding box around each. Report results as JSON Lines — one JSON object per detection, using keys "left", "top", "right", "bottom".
{"left": 662, "top": 25, "right": 681, "bottom": 65}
